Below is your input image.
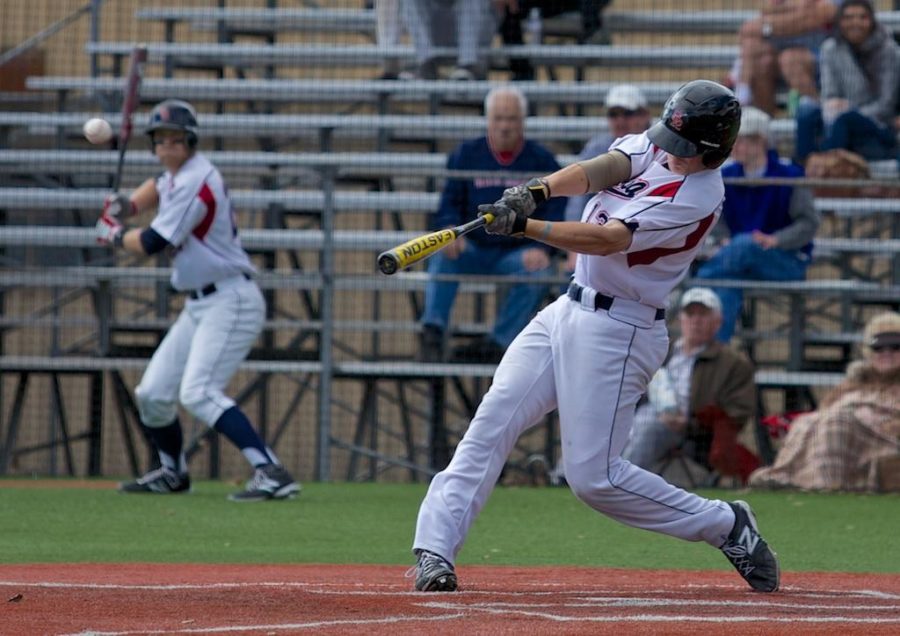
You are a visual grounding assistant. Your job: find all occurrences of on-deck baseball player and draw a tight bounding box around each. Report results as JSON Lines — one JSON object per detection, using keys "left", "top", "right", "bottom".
{"left": 411, "top": 81, "right": 780, "bottom": 593}
{"left": 95, "top": 99, "right": 299, "bottom": 502}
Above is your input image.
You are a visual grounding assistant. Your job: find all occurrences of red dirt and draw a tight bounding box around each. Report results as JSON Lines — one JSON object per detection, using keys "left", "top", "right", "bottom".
{"left": 2, "top": 563, "right": 898, "bottom": 635}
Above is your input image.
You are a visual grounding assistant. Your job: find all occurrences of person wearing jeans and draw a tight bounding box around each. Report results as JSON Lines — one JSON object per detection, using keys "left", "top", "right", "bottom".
{"left": 696, "top": 106, "right": 820, "bottom": 343}
{"left": 419, "top": 86, "right": 564, "bottom": 363}
{"left": 793, "top": 0, "right": 900, "bottom": 163}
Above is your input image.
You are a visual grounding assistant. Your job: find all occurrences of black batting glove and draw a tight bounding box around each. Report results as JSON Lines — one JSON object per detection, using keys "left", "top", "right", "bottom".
{"left": 478, "top": 203, "right": 527, "bottom": 237}
{"left": 499, "top": 177, "right": 551, "bottom": 217}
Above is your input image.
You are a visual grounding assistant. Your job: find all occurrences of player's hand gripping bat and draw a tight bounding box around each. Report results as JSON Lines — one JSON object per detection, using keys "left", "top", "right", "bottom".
{"left": 377, "top": 212, "right": 495, "bottom": 275}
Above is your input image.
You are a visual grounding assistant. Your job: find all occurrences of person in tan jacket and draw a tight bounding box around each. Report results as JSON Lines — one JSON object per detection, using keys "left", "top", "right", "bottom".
{"left": 623, "top": 287, "right": 758, "bottom": 481}
{"left": 750, "top": 312, "right": 900, "bottom": 492}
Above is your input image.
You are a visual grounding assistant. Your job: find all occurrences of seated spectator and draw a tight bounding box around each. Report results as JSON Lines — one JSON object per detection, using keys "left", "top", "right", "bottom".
{"left": 400, "top": 0, "right": 499, "bottom": 80}
{"left": 563, "top": 84, "right": 651, "bottom": 271}
{"left": 497, "top": 0, "right": 613, "bottom": 81}
{"left": 419, "top": 86, "right": 565, "bottom": 363}
{"left": 695, "top": 106, "right": 821, "bottom": 343}
{"left": 750, "top": 312, "right": 900, "bottom": 492}
{"left": 794, "top": 0, "right": 900, "bottom": 164}
{"left": 732, "top": 0, "right": 838, "bottom": 115}
{"left": 375, "top": 0, "right": 405, "bottom": 79}
{"left": 622, "top": 288, "right": 758, "bottom": 483}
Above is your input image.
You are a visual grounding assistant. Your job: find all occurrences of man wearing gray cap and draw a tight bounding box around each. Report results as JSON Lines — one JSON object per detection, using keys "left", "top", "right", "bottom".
{"left": 623, "top": 287, "right": 758, "bottom": 483}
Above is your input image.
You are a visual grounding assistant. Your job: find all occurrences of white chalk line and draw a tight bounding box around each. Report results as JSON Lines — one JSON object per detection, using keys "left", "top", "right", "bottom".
{"left": 57, "top": 612, "right": 467, "bottom": 636}
{"left": 3, "top": 580, "right": 898, "bottom": 601}
{"left": 422, "top": 602, "right": 900, "bottom": 624}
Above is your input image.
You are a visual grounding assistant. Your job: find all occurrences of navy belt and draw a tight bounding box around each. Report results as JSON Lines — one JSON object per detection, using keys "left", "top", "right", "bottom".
{"left": 567, "top": 282, "right": 665, "bottom": 321}
{"left": 188, "top": 273, "right": 251, "bottom": 300}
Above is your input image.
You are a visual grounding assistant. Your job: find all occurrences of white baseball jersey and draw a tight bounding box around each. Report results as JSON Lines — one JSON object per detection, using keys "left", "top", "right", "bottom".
{"left": 150, "top": 152, "right": 255, "bottom": 291}
{"left": 575, "top": 132, "right": 724, "bottom": 309}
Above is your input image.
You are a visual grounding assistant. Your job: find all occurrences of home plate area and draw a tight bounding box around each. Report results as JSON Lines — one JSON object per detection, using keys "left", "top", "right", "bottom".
{"left": 2, "top": 564, "right": 899, "bottom": 635}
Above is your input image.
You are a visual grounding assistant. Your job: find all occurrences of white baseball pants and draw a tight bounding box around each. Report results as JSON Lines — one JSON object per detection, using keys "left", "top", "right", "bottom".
{"left": 414, "top": 293, "right": 735, "bottom": 563}
{"left": 135, "top": 275, "right": 265, "bottom": 428}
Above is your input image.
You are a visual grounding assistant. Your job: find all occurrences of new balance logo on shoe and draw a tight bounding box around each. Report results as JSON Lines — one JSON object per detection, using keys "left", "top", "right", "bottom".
{"left": 736, "top": 526, "right": 760, "bottom": 555}
{"left": 721, "top": 500, "right": 780, "bottom": 592}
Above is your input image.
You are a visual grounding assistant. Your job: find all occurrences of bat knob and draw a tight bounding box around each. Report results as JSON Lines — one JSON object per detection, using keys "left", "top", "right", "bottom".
{"left": 377, "top": 251, "right": 399, "bottom": 275}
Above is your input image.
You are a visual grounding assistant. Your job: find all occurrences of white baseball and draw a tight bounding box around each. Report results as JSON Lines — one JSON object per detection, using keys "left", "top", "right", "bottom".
{"left": 83, "top": 118, "right": 114, "bottom": 144}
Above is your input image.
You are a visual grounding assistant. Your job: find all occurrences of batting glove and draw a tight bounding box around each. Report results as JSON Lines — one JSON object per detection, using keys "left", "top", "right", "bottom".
{"left": 96, "top": 213, "right": 125, "bottom": 247}
{"left": 478, "top": 204, "right": 527, "bottom": 237}
{"left": 103, "top": 193, "right": 137, "bottom": 218}
{"left": 499, "top": 178, "right": 551, "bottom": 217}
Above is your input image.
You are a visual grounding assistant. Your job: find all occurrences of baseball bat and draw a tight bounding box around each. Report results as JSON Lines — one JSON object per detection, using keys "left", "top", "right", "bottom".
{"left": 377, "top": 213, "right": 495, "bottom": 275}
{"left": 111, "top": 44, "right": 148, "bottom": 193}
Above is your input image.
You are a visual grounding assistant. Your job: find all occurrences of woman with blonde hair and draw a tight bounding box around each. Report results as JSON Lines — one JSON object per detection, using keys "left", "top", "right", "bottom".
{"left": 750, "top": 312, "right": 900, "bottom": 491}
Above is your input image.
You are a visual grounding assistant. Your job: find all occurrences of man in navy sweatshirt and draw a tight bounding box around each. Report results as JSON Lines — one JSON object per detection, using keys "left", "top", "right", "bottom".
{"left": 420, "top": 86, "right": 565, "bottom": 363}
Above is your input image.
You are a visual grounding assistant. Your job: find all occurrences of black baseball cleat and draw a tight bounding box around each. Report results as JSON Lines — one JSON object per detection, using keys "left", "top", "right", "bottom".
{"left": 412, "top": 549, "right": 458, "bottom": 592}
{"left": 228, "top": 464, "right": 301, "bottom": 502}
{"left": 721, "top": 500, "right": 780, "bottom": 592}
{"left": 119, "top": 467, "right": 191, "bottom": 494}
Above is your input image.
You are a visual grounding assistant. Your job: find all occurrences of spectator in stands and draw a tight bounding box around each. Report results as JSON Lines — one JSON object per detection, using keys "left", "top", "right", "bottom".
{"left": 732, "top": 0, "right": 838, "bottom": 115}
{"left": 794, "top": 0, "right": 900, "bottom": 163}
{"left": 376, "top": 0, "right": 405, "bottom": 79}
{"left": 400, "top": 0, "right": 499, "bottom": 80}
{"left": 497, "top": 0, "right": 613, "bottom": 81}
{"left": 419, "top": 86, "right": 565, "bottom": 363}
{"left": 564, "top": 84, "right": 651, "bottom": 271}
{"left": 695, "top": 106, "right": 820, "bottom": 343}
{"left": 749, "top": 311, "right": 900, "bottom": 492}
{"left": 623, "top": 288, "right": 758, "bottom": 484}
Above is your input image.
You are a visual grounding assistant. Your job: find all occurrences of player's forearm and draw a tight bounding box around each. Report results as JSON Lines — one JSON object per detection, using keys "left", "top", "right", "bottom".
{"left": 522, "top": 219, "right": 631, "bottom": 256}
{"left": 128, "top": 178, "right": 159, "bottom": 215}
{"left": 118, "top": 227, "right": 148, "bottom": 254}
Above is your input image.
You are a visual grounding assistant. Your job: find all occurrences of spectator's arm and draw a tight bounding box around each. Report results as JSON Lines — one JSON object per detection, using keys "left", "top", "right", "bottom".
{"left": 772, "top": 186, "right": 820, "bottom": 250}
{"left": 857, "top": 45, "right": 900, "bottom": 125}
{"left": 757, "top": 0, "right": 837, "bottom": 39}
{"left": 818, "top": 41, "right": 841, "bottom": 101}
{"left": 431, "top": 150, "right": 467, "bottom": 230}
{"left": 717, "top": 356, "right": 757, "bottom": 425}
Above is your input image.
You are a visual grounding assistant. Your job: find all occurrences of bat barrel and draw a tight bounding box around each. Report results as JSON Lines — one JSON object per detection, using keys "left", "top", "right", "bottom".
{"left": 377, "top": 251, "right": 400, "bottom": 275}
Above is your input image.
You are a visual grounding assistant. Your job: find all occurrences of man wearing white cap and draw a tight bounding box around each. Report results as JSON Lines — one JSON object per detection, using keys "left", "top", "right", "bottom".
{"left": 564, "top": 84, "right": 651, "bottom": 269}
{"left": 695, "top": 106, "right": 820, "bottom": 342}
{"left": 623, "top": 287, "right": 757, "bottom": 482}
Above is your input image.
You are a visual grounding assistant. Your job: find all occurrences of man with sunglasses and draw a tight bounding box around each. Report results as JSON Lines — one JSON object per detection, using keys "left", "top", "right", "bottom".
{"left": 95, "top": 99, "right": 300, "bottom": 502}
{"left": 750, "top": 311, "right": 900, "bottom": 492}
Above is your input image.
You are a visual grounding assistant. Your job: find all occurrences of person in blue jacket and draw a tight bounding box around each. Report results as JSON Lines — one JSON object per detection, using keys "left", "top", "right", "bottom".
{"left": 695, "top": 106, "right": 821, "bottom": 343}
{"left": 419, "top": 86, "right": 565, "bottom": 363}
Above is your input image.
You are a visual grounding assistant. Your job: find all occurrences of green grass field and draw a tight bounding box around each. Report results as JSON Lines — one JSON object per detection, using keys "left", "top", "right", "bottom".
{"left": 2, "top": 480, "right": 898, "bottom": 573}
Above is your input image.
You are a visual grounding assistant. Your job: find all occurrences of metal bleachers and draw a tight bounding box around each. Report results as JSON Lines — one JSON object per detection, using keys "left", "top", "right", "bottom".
{"left": 2, "top": 2, "right": 899, "bottom": 483}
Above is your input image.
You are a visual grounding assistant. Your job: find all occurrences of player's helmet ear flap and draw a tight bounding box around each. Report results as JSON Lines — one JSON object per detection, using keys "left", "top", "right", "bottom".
{"left": 647, "top": 80, "right": 741, "bottom": 169}
{"left": 146, "top": 99, "right": 199, "bottom": 150}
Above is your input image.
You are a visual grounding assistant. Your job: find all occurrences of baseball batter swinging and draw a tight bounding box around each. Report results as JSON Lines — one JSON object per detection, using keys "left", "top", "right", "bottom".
{"left": 411, "top": 81, "right": 780, "bottom": 592}
{"left": 96, "top": 99, "right": 299, "bottom": 502}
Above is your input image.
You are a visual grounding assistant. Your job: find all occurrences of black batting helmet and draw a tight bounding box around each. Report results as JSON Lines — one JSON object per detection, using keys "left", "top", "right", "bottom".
{"left": 647, "top": 80, "right": 741, "bottom": 169}
{"left": 146, "top": 99, "right": 199, "bottom": 148}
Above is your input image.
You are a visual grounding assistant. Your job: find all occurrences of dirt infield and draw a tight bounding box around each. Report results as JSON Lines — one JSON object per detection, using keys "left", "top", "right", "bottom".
{"left": 2, "top": 564, "right": 899, "bottom": 635}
